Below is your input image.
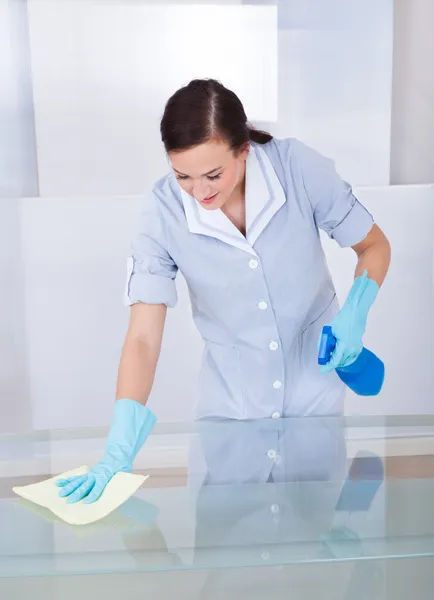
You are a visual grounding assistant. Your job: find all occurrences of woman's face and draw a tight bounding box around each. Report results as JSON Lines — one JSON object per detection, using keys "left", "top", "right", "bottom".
{"left": 169, "top": 139, "right": 249, "bottom": 210}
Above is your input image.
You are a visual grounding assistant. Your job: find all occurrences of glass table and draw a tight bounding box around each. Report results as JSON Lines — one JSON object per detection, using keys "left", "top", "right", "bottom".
{"left": 1, "top": 416, "right": 434, "bottom": 599}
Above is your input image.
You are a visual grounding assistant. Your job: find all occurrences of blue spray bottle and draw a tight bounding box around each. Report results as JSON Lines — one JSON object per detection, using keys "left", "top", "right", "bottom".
{"left": 318, "top": 326, "right": 385, "bottom": 396}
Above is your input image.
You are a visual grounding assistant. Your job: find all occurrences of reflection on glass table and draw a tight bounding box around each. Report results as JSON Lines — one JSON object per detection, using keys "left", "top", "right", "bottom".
{"left": 1, "top": 416, "right": 434, "bottom": 598}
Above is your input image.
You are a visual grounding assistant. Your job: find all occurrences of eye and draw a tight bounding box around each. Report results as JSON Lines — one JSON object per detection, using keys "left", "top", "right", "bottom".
{"left": 176, "top": 175, "right": 189, "bottom": 181}
{"left": 207, "top": 173, "right": 222, "bottom": 181}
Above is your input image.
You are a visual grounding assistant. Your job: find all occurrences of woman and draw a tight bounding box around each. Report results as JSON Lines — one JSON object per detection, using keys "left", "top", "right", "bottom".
{"left": 58, "top": 79, "right": 391, "bottom": 504}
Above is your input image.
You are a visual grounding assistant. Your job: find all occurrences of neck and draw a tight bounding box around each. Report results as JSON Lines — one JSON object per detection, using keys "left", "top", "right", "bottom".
{"left": 227, "top": 161, "right": 246, "bottom": 208}
{"left": 221, "top": 162, "right": 247, "bottom": 236}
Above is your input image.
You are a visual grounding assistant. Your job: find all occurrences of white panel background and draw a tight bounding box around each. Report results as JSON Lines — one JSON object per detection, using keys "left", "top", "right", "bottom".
{"left": 14, "top": 185, "right": 434, "bottom": 431}
{"left": 26, "top": 0, "right": 393, "bottom": 197}
{"left": 391, "top": 0, "right": 434, "bottom": 184}
{"left": 27, "top": 1, "right": 278, "bottom": 197}
{"left": 0, "top": 0, "right": 38, "bottom": 197}
{"left": 247, "top": 0, "right": 394, "bottom": 188}
{"left": 1, "top": 0, "right": 430, "bottom": 435}
{"left": 322, "top": 185, "right": 434, "bottom": 417}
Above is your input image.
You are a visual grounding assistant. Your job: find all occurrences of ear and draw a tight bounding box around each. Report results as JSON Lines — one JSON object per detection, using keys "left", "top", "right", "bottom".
{"left": 235, "top": 142, "right": 250, "bottom": 161}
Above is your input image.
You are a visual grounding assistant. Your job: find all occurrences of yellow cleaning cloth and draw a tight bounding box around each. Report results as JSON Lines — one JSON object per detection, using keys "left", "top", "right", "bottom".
{"left": 12, "top": 466, "right": 148, "bottom": 525}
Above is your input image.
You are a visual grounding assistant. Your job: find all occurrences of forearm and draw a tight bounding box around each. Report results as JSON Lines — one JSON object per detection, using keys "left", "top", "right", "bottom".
{"left": 115, "top": 337, "right": 160, "bottom": 405}
{"left": 59, "top": 312, "right": 161, "bottom": 504}
{"left": 353, "top": 226, "right": 391, "bottom": 287}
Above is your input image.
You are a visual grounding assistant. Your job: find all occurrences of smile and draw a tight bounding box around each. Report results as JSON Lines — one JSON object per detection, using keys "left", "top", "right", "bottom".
{"left": 200, "top": 193, "right": 219, "bottom": 205}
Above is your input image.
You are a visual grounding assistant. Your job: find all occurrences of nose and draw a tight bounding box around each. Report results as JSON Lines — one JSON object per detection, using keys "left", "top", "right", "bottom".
{"left": 192, "top": 180, "right": 212, "bottom": 201}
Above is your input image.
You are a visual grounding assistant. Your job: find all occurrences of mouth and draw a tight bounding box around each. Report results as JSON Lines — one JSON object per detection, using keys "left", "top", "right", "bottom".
{"left": 200, "top": 192, "right": 219, "bottom": 205}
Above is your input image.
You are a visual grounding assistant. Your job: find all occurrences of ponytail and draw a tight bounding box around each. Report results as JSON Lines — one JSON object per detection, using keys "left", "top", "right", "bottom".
{"left": 248, "top": 126, "right": 273, "bottom": 145}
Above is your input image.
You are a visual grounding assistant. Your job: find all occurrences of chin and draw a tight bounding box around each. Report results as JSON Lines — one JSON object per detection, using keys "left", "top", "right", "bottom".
{"left": 207, "top": 196, "right": 227, "bottom": 211}
{"left": 215, "top": 196, "right": 229, "bottom": 210}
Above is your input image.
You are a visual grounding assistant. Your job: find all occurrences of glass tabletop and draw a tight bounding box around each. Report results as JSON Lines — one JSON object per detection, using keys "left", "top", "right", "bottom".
{"left": 2, "top": 415, "right": 434, "bottom": 588}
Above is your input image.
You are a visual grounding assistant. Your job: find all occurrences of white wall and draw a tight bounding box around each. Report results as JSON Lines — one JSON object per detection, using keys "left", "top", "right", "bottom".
{"left": 0, "top": 0, "right": 38, "bottom": 198}
{"left": 391, "top": 0, "right": 434, "bottom": 184}
{"left": 0, "top": 199, "right": 32, "bottom": 434}
{"left": 26, "top": 0, "right": 393, "bottom": 196}
{"left": 0, "top": 1, "right": 36, "bottom": 432}
{"left": 18, "top": 196, "right": 203, "bottom": 430}
{"left": 270, "top": 0, "right": 393, "bottom": 186}
{"left": 1, "top": 0, "right": 431, "bottom": 434}
{"left": 322, "top": 185, "right": 434, "bottom": 416}
{"left": 8, "top": 184, "right": 432, "bottom": 432}
{"left": 26, "top": 1, "right": 278, "bottom": 197}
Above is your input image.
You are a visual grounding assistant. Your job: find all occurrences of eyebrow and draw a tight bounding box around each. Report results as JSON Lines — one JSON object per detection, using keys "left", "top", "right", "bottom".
{"left": 174, "top": 166, "right": 223, "bottom": 177}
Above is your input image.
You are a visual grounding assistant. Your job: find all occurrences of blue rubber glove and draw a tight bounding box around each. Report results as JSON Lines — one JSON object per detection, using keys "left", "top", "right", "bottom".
{"left": 320, "top": 270, "right": 379, "bottom": 373}
{"left": 56, "top": 399, "right": 156, "bottom": 504}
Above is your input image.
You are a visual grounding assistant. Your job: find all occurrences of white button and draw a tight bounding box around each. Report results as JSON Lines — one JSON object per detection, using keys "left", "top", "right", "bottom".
{"left": 271, "top": 504, "right": 280, "bottom": 514}
{"left": 258, "top": 301, "right": 268, "bottom": 310}
{"left": 267, "top": 449, "right": 276, "bottom": 459}
{"left": 249, "top": 259, "right": 259, "bottom": 269}
{"left": 273, "top": 380, "right": 282, "bottom": 389}
{"left": 269, "top": 341, "right": 279, "bottom": 351}
{"left": 271, "top": 412, "right": 281, "bottom": 419}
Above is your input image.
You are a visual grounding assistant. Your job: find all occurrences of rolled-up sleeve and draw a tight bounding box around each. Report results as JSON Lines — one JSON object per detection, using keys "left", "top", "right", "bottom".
{"left": 292, "top": 140, "right": 374, "bottom": 248}
{"left": 125, "top": 193, "right": 178, "bottom": 308}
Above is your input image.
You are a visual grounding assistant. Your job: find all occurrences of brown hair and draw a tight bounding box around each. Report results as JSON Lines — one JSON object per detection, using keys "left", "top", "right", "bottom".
{"left": 160, "top": 79, "right": 273, "bottom": 153}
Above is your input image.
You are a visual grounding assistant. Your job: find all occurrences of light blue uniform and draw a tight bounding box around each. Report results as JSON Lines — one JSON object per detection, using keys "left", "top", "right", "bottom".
{"left": 126, "top": 138, "right": 374, "bottom": 419}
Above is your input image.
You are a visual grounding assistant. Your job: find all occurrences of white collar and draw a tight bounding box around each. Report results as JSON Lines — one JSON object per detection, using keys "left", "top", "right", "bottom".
{"left": 180, "top": 143, "right": 286, "bottom": 255}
